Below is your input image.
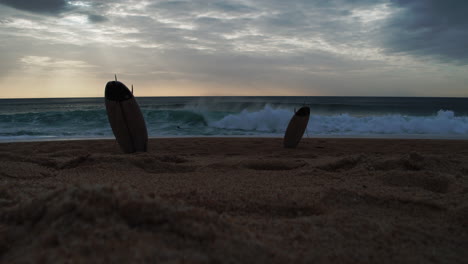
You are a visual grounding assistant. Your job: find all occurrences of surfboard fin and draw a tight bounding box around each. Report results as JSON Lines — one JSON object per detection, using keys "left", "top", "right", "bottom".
{"left": 115, "top": 74, "right": 117, "bottom": 82}
{"left": 131, "top": 85, "right": 133, "bottom": 94}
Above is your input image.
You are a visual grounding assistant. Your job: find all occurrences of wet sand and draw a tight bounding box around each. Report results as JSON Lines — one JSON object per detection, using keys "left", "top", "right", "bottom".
{"left": 1, "top": 138, "right": 467, "bottom": 263}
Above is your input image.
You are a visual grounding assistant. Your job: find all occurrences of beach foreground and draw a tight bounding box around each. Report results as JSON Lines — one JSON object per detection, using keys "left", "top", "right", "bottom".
{"left": 1, "top": 138, "right": 467, "bottom": 263}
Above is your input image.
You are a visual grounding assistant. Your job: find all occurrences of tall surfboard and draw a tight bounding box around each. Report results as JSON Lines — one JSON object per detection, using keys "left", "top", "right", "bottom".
{"left": 283, "top": 106, "right": 310, "bottom": 148}
{"left": 105, "top": 80, "right": 148, "bottom": 153}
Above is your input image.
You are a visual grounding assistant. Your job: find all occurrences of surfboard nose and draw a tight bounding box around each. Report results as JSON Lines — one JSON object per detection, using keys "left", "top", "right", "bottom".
{"left": 295, "top": 106, "right": 310, "bottom": 116}
{"left": 105, "top": 81, "right": 133, "bottom": 101}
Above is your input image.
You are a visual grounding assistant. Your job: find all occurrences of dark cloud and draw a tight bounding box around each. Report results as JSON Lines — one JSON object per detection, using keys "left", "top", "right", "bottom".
{"left": 87, "top": 14, "right": 108, "bottom": 23}
{"left": 212, "top": 2, "right": 256, "bottom": 13}
{"left": 0, "top": 0, "right": 70, "bottom": 15}
{"left": 382, "top": 0, "right": 468, "bottom": 63}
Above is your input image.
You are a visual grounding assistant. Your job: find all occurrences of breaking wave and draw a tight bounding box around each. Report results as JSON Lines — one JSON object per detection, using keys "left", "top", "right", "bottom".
{"left": 1, "top": 103, "right": 467, "bottom": 141}
{"left": 211, "top": 106, "right": 468, "bottom": 136}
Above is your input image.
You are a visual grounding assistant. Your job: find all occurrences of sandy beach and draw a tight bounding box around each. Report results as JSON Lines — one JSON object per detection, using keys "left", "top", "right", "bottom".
{"left": 1, "top": 137, "right": 467, "bottom": 263}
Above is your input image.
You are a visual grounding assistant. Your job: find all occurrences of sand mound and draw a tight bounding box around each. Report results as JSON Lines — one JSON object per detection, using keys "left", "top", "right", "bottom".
{"left": 0, "top": 185, "right": 282, "bottom": 263}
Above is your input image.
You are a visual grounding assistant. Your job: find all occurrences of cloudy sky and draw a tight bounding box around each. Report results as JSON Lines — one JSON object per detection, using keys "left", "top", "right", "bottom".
{"left": 0, "top": 0, "right": 467, "bottom": 98}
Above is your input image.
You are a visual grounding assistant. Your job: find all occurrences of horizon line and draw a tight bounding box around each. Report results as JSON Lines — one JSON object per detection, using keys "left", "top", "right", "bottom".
{"left": 1, "top": 95, "right": 468, "bottom": 100}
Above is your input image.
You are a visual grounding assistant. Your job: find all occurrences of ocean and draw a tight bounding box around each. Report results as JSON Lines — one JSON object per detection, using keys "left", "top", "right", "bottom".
{"left": 1, "top": 96, "right": 468, "bottom": 142}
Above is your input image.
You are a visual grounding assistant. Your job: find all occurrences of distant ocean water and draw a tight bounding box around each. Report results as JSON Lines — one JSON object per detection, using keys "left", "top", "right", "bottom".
{"left": 1, "top": 96, "right": 468, "bottom": 142}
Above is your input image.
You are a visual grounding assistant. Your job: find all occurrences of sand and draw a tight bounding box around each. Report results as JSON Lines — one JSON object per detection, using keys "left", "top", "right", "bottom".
{"left": 0, "top": 137, "right": 467, "bottom": 263}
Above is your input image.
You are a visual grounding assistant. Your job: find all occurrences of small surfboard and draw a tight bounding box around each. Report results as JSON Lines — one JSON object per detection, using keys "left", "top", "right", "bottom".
{"left": 105, "top": 80, "right": 148, "bottom": 153}
{"left": 283, "top": 106, "right": 310, "bottom": 148}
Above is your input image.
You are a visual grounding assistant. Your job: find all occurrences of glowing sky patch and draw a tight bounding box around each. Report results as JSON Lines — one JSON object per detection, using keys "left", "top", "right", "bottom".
{"left": 21, "top": 56, "right": 95, "bottom": 68}
{"left": 61, "top": 15, "right": 89, "bottom": 25}
{"left": 351, "top": 4, "right": 393, "bottom": 24}
{"left": 67, "top": 1, "right": 91, "bottom": 8}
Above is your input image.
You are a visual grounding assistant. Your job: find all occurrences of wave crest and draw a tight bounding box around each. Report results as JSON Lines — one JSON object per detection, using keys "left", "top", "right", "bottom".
{"left": 210, "top": 107, "right": 468, "bottom": 135}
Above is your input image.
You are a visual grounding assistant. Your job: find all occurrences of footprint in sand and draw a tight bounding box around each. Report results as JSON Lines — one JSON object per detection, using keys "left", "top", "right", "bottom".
{"left": 372, "top": 152, "right": 425, "bottom": 171}
{"left": 242, "top": 159, "right": 307, "bottom": 171}
{"left": 320, "top": 188, "right": 446, "bottom": 213}
{"left": 380, "top": 171, "right": 452, "bottom": 193}
{"left": 166, "top": 191, "right": 325, "bottom": 218}
{"left": 316, "top": 155, "right": 363, "bottom": 172}
{"left": 450, "top": 204, "right": 468, "bottom": 227}
{"left": 131, "top": 157, "right": 195, "bottom": 173}
{"left": 155, "top": 155, "right": 189, "bottom": 164}
{"left": 0, "top": 161, "right": 57, "bottom": 180}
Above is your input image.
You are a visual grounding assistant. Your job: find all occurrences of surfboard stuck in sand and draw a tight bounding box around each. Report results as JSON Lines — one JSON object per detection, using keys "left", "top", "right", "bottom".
{"left": 283, "top": 106, "right": 310, "bottom": 148}
{"left": 105, "top": 79, "right": 148, "bottom": 153}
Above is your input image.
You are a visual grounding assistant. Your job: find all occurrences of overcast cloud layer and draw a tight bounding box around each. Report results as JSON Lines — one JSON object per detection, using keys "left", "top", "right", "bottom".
{"left": 0, "top": 0, "right": 467, "bottom": 98}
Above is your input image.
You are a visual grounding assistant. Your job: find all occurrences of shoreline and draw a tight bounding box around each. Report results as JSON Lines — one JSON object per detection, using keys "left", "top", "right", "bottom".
{"left": 2, "top": 133, "right": 468, "bottom": 143}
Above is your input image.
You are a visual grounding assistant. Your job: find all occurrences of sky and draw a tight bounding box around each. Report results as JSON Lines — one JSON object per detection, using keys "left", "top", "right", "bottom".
{"left": 0, "top": 0, "right": 467, "bottom": 98}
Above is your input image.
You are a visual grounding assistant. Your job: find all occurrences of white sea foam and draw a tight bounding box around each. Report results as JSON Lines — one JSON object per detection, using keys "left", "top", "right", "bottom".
{"left": 211, "top": 105, "right": 292, "bottom": 132}
{"left": 210, "top": 106, "right": 468, "bottom": 136}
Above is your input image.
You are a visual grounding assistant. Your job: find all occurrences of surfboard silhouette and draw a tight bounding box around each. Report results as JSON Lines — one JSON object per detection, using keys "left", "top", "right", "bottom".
{"left": 105, "top": 79, "right": 148, "bottom": 153}
{"left": 283, "top": 106, "right": 310, "bottom": 148}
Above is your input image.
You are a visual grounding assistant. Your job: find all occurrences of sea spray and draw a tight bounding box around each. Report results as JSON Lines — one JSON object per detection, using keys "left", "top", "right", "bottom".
{"left": 210, "top": 105, "right": 292, "bottom": 132}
